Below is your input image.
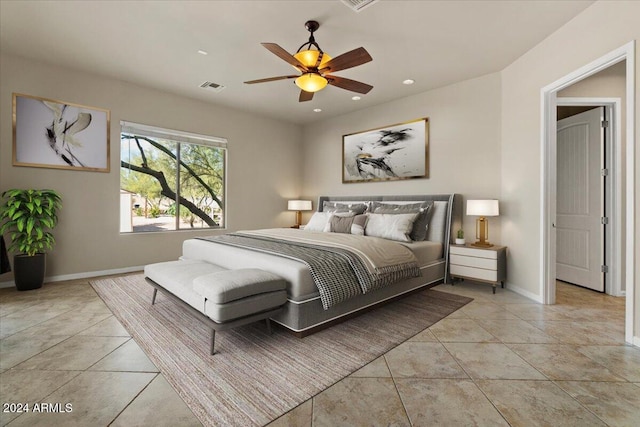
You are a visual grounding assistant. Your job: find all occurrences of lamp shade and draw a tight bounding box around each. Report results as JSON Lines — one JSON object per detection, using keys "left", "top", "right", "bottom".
{"left": 295, "top": 73, "right": 328, "bottom": 92}
{"left": 288, "top": 200, "right": 312, "bottom": 211}
{"left": 466, "top": 199, "right": 499, "bottom": 216}
{"left": 293, "top": 50, "right": 332, "bottom": 69}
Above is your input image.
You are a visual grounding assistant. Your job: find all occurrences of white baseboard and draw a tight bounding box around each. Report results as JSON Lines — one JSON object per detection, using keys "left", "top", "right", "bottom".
{"left": 633, "top": 336, "right": 640, "bottom": 348}
{"left": 0, "top": 265, "right": 144, "bottom": 289}
{"left": 504, "top": 282, "right": 544, "bottom": 303}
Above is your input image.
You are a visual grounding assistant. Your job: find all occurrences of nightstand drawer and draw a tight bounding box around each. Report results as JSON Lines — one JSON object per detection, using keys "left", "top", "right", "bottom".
{"left": 450, "top": 254, "right": 497, "bottom": 270}
{"left": 450, "top": 265, "right": 499, "bottom": 282}
{"left": 450, "top": 246, "right": 499, "bottom": 259}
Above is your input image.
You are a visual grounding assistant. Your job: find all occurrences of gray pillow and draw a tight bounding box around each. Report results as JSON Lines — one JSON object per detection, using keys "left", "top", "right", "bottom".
{"left": 372, "top": 201, "right": 434, "bottom": 241}
{"left": 323, "top": 201, "right": 368, "bottom": 214}
{"left": 371, "top": 201, "right": 425, "bottom": 213}
{"left": 328, "top": 213, "right": 369, "bottom": 235}
{"left": 329, "top": 214, "right": 355, "bottom": 234}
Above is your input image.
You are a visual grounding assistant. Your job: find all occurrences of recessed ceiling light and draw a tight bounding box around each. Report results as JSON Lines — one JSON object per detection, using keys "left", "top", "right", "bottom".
{"left": 403, "top": 79, "right": 415, "bottom": 85}
{"left": 197, "top": 50, "right": 208, "bottom": 55}
{"left": 313, "top": 108, "right": 322, "bottom": 113}
{"left": 352, "top": 96, "right": 361, "bottom": 101}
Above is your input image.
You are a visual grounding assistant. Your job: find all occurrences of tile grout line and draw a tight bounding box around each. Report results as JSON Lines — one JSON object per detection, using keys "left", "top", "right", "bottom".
{"left": 385, "top": 355, "right": 414, "bottom": 426}
{"left": 106, "top": 372, "right": 161, "bottom": 426}
{"left": 435, "top": 318, "right": 548, "bottom": 427}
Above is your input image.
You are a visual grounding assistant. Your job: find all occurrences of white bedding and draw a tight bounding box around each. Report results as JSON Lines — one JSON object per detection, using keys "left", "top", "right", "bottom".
{"left": 182, "top": 232, "right": 444, "bottom": 303}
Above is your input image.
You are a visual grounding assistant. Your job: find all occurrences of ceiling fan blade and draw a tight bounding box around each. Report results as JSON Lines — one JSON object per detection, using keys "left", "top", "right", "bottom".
{"left": 299, "top": 90, "right": 314, "bottom": 102}
{"left": 261, "top": 43, "right": 308, "bottom": 71}
{"left": 327, "top": 75, "right": 373, "bottom": 94}
{"left": 244, "top": 75, "right": 299, "bottom": 84}
{"left": 319, "top": 47, "right": 372, "bottom": 73}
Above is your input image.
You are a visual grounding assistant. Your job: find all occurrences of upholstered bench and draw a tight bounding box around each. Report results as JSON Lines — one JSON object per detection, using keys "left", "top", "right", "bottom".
{"left": 144, "top": 259, "right": 287, "bottom": 354}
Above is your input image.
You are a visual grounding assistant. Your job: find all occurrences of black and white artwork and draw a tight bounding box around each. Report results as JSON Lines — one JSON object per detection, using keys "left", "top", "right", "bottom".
{"left": 13, "top": 93, "right": 110, "bottom": 172}
{"left": 342, "top": 118, "right": 428, "bottom": 183}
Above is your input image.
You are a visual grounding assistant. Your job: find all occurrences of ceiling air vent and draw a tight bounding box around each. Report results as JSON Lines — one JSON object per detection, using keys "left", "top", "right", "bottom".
{"left": 340, "top": 0, "right": 379, "bottom": 12}
{"left": 200, "top": 81, "right": 225, "bottom": 93}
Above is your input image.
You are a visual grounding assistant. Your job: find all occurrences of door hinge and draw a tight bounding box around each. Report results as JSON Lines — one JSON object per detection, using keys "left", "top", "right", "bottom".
{"left": 601, "top": 265, "right": 609, "bottom": 273}
{"left": 601, "top": 217, "right": 609, "bottom": 225}
{"left": 601, "top": 168, "right": 609, "bottom": 176}
{"left": 601, "top": 120, "right": 609, "bottom": 128}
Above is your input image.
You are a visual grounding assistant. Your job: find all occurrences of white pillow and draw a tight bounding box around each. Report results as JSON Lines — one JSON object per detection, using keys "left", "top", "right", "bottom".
{"left": 304, "top": 211, "right": 332, "bottom": 232}
{"left": 365, "top": 212, "right": 419, "bottom": 242}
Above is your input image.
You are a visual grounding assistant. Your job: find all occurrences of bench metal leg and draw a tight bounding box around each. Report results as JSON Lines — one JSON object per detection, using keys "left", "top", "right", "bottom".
{"left": 210, "top": 329, "right": 216, "bottom": 355}
{"left": 151, "top": 288, "right": 158, "bottom": 305}
{"left": 266, "top": 318, "right": 272, "bottom": 335}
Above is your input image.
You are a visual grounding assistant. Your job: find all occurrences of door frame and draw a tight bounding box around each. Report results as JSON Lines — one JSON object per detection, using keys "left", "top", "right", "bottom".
{"left": 540, "top": 41, "right": 635, "bottom": 344}
{"left": 556, "top": 99, "right": 621, "bottom": 296}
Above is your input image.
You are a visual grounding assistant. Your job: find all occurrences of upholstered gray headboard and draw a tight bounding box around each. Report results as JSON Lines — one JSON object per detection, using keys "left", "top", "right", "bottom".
{"left": 317, "top": 194, "right": 462, "bottom": 280}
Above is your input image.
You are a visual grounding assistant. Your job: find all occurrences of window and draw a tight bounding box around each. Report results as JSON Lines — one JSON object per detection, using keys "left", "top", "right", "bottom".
{"left": 120, "top": 122, "right": 226, "bottom": 233}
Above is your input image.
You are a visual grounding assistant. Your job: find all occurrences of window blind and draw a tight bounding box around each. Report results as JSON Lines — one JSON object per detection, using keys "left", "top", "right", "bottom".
{"left": 120, "top": 121, "right": 227, "bottom": 149}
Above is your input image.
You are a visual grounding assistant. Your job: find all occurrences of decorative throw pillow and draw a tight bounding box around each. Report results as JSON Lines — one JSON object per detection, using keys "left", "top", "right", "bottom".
{"left": 372, "top": 201, "right": 434, "bottom": 241}
{"left": 322, "top": 201, "right": 368, "bottom": 214}
{"left": 327, "top": 213, "right": 369, "bottom": 235}
{"left": 304, "top": 211, "right": 332, "bottom": 232}
{"left": 350, "top": 214, "right": 369, "bottom": 236}
{"left": 364, "top": 212, "right": 419, "bottom": 242}
{"left": 329, "top": 214, "right": 355, "bottom": 234}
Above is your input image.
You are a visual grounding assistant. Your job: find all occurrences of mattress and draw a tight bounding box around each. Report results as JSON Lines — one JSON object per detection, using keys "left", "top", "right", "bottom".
{"left": 182, "top": 235, "right": 443, "bottom": 303}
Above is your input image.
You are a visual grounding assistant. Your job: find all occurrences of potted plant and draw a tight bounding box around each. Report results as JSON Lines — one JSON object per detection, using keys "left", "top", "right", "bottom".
{"left": 455, "top": 228, "right": 466, "bottom": 245}
{"left": 0, "top": 189, "right": 62, "bottom": 291}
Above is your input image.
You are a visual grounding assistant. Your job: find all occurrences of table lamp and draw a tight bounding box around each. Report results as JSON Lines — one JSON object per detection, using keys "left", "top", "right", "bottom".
{"left": 466, "top": 199, "right": 499, "bottom": 247}
{"left": 288, "top": 200, "right": 312, "bottom": 228}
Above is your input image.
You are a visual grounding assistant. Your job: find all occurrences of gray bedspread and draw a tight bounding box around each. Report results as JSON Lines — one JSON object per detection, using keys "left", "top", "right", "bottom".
{"left": 197, "top": 231, "right": 420, "bottom": 309}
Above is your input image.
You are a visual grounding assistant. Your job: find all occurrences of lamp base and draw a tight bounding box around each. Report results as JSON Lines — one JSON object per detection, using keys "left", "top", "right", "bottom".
{"left": 471, "top": 241, "right": 494, "bottom": 248}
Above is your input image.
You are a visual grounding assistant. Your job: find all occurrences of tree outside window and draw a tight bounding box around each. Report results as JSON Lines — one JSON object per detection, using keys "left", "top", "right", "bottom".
{"left": 120, "top": 123, "right": 226, "bottom": 233}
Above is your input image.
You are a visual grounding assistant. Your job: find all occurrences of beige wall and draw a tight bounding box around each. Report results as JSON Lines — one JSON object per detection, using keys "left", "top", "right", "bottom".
{"left": 301, "top": 72, "right": 502, "bottom": 243}
{"left": 500, "top": 1, "right": 639, "bottom": 335}
{"left": 0, "top": 53, "right": 302, "bottom": 281}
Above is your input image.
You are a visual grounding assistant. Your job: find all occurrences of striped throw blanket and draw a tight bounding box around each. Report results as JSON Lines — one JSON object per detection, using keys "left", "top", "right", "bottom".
{"left": 198, "top": 229, "right": 420, "bottom": 309}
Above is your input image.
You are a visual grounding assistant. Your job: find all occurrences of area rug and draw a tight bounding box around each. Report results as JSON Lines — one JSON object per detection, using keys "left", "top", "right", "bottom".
{"left": 91, "top": 274, "right": 472, "bottom": 426}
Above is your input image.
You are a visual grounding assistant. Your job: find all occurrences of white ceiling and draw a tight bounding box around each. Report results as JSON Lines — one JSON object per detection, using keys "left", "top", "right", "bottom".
{"left": 0, "top": 0, "right": 594, "bottom": 125}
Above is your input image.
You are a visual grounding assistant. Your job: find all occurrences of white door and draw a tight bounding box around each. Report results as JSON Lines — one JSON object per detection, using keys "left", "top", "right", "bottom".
{"left": 556, "top": 107, "right": 604, "bottom": 292}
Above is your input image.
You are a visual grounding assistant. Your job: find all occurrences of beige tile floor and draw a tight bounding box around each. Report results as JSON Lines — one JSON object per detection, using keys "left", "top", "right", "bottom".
{"left": 1, "top": 277, "right": 638, "bottom": 426}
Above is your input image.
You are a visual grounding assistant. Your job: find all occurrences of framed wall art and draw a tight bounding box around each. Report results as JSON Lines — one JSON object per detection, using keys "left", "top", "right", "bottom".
{"left": 342, "top": 117, "right": 429, "bottom": 183}
{"left": 12, "top": 93, "right": 110, "bottom": 172}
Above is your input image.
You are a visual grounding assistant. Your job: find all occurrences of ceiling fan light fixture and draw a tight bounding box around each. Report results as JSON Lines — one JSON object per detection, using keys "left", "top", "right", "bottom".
{"left": 295, "top": 73, "right": 328, "bottom": 92}
{"left": 244, "top": 20, "right": 373, "bottom": 102}
{"left": 293, "top": 50, "right": 332, "bottom": 69}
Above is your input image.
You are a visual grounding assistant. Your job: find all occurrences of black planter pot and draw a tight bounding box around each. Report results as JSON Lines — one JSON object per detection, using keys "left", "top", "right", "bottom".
{"left": 13, "top": 253, "right": 46, "bottom": 291}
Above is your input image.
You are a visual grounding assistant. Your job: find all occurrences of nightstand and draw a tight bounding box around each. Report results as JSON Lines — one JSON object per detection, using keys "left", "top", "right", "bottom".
{"left": 449, "top": 244, "right": 507, "bottom": 294}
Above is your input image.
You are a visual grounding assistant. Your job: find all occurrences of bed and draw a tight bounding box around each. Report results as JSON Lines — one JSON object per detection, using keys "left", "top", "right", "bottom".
{"left": 181, "top": 194, "right": 461, "bottom": 336}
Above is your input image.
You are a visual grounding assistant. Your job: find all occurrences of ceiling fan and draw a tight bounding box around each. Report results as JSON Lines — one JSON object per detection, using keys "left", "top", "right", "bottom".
{"left": 244, "top": 20, "right": 373, "bottom": 102}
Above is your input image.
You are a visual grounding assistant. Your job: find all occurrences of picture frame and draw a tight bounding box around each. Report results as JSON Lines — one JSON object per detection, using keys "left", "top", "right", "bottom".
{"left": 342, "top": 117, "right": 429, "bottom": 183}
{"left": 12, "top": 93, "right": 110, "bottom": 172}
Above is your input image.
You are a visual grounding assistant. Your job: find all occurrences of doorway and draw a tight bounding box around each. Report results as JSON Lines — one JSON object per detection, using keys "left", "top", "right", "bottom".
{"left": 556, "top": 102, "right": 619, "bottom": 295}
{"left": 540, "top": 41, "right": 635, "bottom": 345}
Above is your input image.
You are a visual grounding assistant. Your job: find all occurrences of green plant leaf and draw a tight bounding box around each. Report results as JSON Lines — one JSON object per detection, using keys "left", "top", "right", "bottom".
{"left": 0, "top": 188, "right": 61, "bottom": 256}
{"left": 26, "top": 217, "right": 35, "bottom": 235}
